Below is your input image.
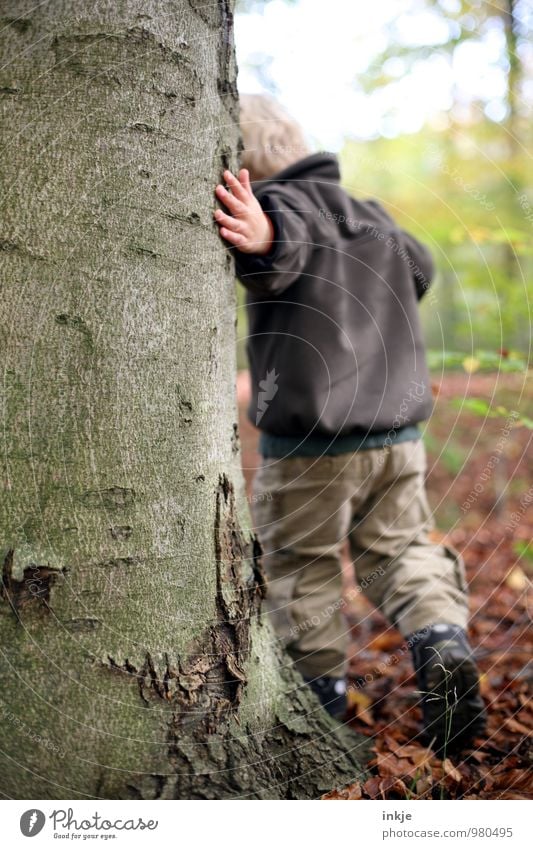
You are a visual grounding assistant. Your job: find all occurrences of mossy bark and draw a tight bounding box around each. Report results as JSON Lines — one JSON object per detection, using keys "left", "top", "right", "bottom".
{"left": 0, "top": 0, "right": 369, "bottom": 799}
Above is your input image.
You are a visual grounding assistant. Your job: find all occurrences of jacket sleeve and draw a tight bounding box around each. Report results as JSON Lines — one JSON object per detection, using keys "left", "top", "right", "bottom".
{"left": 400, "top": 231, "right": 435, "bottom": 300}
{"left": 366, "top": 200, "right": 434, "bottom": 299}
{"left": 233, "top": 189, "right": 315, "bottom": 296}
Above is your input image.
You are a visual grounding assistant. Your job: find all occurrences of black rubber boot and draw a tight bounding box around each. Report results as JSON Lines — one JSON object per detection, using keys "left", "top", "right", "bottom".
{"left": 303, "top": 675, "right": 347, "bottom": 719}
{"left": 409, "top": 624, "right": 486, "bottom": 753}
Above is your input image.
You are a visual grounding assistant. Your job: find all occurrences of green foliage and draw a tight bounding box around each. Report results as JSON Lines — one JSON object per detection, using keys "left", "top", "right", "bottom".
{"left": 450, "top": 397, "right": 533, "bottom": 429}
{"left": 339, "top": 0, "right": 532, "bottom": 356}
{"left": 423, "top": 432, "right": 467, "bottom": 475}
{"left": 513, "top": 540, "right": 533, "bottom": 568}
{"left": 426, "top": 350, "right": 528, "bottom": 373}
{"left": 340, "top": 124, "right": 533, "bottom": 354}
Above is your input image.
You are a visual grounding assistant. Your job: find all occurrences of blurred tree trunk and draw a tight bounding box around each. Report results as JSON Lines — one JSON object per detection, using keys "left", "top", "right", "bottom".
{"left": 0, "top": 0, "right": 367, "bottom": 799}
{"left": 502, "top": 0, "right": 521, "bottom": 160}
{"left": 500, "top": 0, "right": 522, "bottom": 331}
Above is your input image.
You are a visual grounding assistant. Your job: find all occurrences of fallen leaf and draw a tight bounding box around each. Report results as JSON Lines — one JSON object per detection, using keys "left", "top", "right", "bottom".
{"left": 492, "top": 770, "right": 533, "bottom": 792}
{"left": 368, "top": 632, "right": 402, "bottom": 652}
{"left": 505, "top": 567, "right": 529, "bottom": 591}
{"left": 496, "top": 792, "right": 531, "bottom": 800}
{"left": 379, "top": 776, "right": 410, "bottom": 799}
{"left": 347, "top": 783, "right": 363, "bottom": 800}
{"left": 377, "top": 752, "right": 417, "bottom": 779}
{"left": 463, "top": 356, "right": 480, "bottom": 374}
{"left": 346, "top": 690, "right": 374, "bottom": 725}
{"left": 362, "top": 776, "right": 381, "bottom": 799}
{"left": 416, "top": 775, "right": 433, "bottom": 796}
{"left": 443, "top": 758, "right": 462, "bottom": 783}
{"left": 322, "top": 787, "right": 348, "bottom": 800}
{"left": 503, "top": 717, "right": 533, "bottom": 737}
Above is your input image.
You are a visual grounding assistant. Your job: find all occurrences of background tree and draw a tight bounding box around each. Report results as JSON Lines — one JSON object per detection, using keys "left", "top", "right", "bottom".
{"left": 0, "top": 0, "right": 366, "bottom": 799}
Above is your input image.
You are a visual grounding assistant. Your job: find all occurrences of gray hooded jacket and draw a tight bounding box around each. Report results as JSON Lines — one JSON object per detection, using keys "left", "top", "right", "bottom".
{"left": 234, "top": 153, "right": 434, "bottom": 439}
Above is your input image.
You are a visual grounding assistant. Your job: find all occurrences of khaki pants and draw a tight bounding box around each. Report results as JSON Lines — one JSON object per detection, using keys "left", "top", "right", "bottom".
{"left": 252, "top": 440, "right": 468, "bottom": 679}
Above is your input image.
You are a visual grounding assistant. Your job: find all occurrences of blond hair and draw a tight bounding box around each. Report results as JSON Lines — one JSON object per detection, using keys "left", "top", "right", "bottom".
{"left": 239, "top": 94, "right": 311, "bottom": 182}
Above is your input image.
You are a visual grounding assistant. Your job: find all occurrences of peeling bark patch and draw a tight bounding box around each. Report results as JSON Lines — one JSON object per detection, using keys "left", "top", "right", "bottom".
{"left": 101, "top": 476, "right": 265, "bottom": 729}
{"left": 101, "top": 481, "right": 367, "bottom": 799}
{"left": 212, "top": 474, "right": 264, "bottom": 699}
{"left": 215, "top": 473, "right": 246, "bottom": 606}
{"left": 1, "top": 549, "right": 62, "bottom": 615}
{"left": 79, "top": 486, "right": 136, "bottom": 509}
{"left": 125, "top": 640, "right": 369, "bottom": 799}
{"left": 105, "top": 652, "right": 194, "bottom": 708}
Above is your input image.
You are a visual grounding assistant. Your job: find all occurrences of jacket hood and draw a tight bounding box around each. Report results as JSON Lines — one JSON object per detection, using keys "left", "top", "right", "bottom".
{"left": 255, "top": 151, "right": 397, "bottom": 242}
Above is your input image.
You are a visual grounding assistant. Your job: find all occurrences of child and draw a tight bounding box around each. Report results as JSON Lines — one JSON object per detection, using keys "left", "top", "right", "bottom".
{"left": 214, "top": 94, "right": 486, "bottom": 751}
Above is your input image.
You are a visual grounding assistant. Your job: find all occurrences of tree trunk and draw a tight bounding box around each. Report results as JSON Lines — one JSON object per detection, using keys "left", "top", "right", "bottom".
{"left": 499, "top": 0, "right": 523, "bottom": 352}
{"left": 0, "top": 0, "right": 368, "bottom": 799}
{"left": 502, "top": 0, "right": 520, "bottom": 160}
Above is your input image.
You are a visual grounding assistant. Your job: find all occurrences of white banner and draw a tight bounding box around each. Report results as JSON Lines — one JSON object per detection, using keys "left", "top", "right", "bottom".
{"left": 1, "top": 799, "right": 530, "bottom": 848}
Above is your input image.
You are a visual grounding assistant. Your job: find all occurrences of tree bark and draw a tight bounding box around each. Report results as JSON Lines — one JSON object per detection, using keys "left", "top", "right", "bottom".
{"left": 0, "top": 0, "right": 368, "bottom": 799}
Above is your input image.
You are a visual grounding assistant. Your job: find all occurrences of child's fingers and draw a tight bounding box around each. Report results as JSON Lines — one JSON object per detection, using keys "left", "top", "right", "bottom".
{"left": 239, "top": 169, "right": 253, "bottom": 195}
{"left": 223, "top": 169, "right": 248, "bottom": 202}
{"left": 219, "top": 226, "right": 246, "bottom": 246}
{"left": 215, "top": 183, "right": 245, "bottom": 214}
{"left": 214, "top": 208, "right": 242, "bottom": 232}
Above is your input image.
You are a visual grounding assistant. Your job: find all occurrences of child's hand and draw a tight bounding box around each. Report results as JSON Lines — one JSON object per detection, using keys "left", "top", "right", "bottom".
{"left": 214, "top": 169, "right": 274, "bottom": 255}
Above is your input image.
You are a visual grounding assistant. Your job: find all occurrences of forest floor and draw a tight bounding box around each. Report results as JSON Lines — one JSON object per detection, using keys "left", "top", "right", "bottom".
{"left": 237, "top": 370, "right": 532, "bottom": 800}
